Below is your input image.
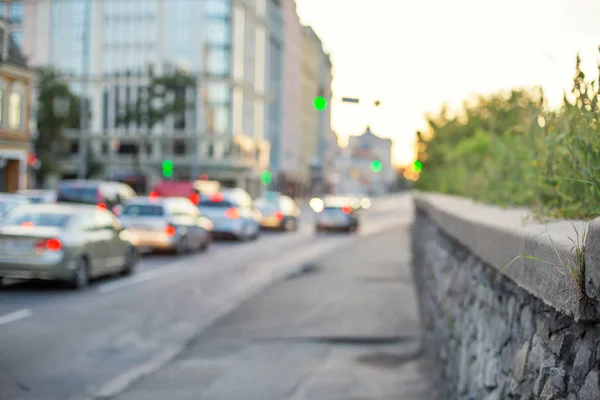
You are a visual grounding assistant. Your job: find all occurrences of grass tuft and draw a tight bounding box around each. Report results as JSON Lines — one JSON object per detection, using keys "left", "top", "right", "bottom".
{"left": 498, "top": 223, "right": 588, "bottom": 299}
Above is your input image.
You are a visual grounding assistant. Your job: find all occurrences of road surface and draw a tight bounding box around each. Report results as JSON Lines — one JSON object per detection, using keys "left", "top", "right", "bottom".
{"left": 0, "top": 194, "right": 413, "bottom": 400}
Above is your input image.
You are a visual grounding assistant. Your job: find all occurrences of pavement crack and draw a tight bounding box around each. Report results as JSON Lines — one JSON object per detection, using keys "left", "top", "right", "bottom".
{"left": 257, "top": 335, "right": 418, "bottom": 346}
{"left": 283, "top": 263, "right": 322, "bottom": 280}
{"left": 356, "top": 347, "right": 424, "bottom": 369}
{"left": 15, "top": 380, "right": 31, "bottom": 392}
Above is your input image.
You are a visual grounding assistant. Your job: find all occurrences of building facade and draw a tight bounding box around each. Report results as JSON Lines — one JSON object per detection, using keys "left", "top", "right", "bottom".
{"left": 21, "top": 0, "right": 272, "bottom": 196}
{"left": 279, "top": 0, "right": 303, "bottom": 197}
{"left": 0, "top": 1, "right": 23, "bottom": 51}
{"left": 265, "top": 0, "right": 283, "bottom": 183}
{"left": 315, "top": 52, "right": 334, "bottom": 195}
{"left": 334, "top": 126, "right": 393, "bottom": 196}
{"left": 0, "top": 16, "right": 34, "bottom": 192}
{"left": 299, "top": 25, "right": 322, "bottom": 196}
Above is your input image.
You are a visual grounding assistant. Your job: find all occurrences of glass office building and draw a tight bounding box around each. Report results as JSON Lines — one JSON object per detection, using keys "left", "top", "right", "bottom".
{"left": 24, "top": 0, "right": 272, "bottom": 194}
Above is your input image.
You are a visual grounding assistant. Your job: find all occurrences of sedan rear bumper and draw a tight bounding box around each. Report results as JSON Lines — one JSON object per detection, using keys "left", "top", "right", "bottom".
{"left": 0, "top": 256, "right": 76, "bottom": 282}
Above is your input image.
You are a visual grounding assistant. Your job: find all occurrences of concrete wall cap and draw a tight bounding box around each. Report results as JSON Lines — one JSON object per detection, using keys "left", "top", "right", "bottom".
{"left": 413, "top": 192, "right": 598, "bottom": 322}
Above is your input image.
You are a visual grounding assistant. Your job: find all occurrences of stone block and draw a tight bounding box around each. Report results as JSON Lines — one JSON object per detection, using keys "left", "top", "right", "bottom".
{"left": 513, "top": 341, "right": 530, "bottom": 382}
{"left": 579, "top": 369, "right": 600, "bottom": 400}
{"left": 573, "top": 341, "right": 594, "bottom": 385}
{"left": 539, "top": 368, "right": 566, "bottom": 399}
{"left": 520, "top": 306, "right": 535, "bottom": 339}
{"left": 536, "top": 317, "right": 551, "bottom": 340}
{"left": 484, "top": 357, "right": 500, "bottom": 389}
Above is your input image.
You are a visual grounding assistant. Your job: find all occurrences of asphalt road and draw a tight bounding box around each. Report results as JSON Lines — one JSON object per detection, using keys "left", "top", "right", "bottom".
{"left": 0, "top": 194, "right": 412, "bottom": 400}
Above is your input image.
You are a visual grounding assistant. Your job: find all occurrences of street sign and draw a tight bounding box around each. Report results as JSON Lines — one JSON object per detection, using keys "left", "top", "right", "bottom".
{"left": 342, "top": 97, "right": 360, "bottom": 103}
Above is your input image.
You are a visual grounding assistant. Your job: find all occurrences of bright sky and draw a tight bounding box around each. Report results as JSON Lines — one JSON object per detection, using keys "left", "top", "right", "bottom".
{"left": 295, "top": 0, "right": 600, "bottom": 166}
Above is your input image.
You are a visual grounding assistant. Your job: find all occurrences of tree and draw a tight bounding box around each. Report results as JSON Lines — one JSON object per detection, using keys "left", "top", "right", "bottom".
{"left": 34, "top": 67, "right": 84, "bottom": 186}
{"left": 117, "top": 69, "right": 196, "bottom": 175}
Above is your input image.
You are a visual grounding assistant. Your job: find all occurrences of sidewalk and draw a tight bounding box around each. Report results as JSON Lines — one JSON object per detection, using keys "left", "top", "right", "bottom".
{"left": 114, "top": 225, "right": 433, "bottom": 400}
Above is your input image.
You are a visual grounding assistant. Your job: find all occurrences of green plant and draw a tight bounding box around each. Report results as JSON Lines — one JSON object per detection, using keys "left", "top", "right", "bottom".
{"left": 415, "top": 48, "right": 600, "bottom": 220}
{"left": 499, "top": 223, "right": 589, "bottom": 299}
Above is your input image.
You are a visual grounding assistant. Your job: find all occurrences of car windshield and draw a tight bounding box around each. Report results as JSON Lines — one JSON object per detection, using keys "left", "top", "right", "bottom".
{"left": 199, "top": 198, "right": 236, "bottom": 208}
{"left": 57, "top": 186, "right": 98, "bottom": 204}
{"left": 323, "top": 206, "right": 351, "bottom": 214}
{"left": 27, "top": 196, "right": 45, "bottom": 204}
{"left": 255, "top": 199, "right": 279, "bottom": 212}
{"left": 0, "top": 200, "right": 22, "bottom": 215}
{"left": 122, "top": 204, "right": 165, "bottom": 217}
{"left": 2, "top": 211, "right": 72, "bottom": 228}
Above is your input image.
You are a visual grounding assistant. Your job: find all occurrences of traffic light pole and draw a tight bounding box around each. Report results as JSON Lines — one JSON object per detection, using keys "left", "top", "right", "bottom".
{"left": 77, "top": 0, "right": 91, "bottom": 180}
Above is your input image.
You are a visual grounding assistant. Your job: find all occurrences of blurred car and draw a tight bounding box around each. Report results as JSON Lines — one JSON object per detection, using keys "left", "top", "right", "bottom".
{"left": 0, "top": 193, "right": 32, "bottom": 221}
{"left": 314, "top": 198, "right": 360, "bottom": 233}
{"left": 0, "top": 204, "right": 139, "bottom": 289}
{"left": 119, "top": 196, "right": 212, "bottom": 254}
{"left": 198, "top": 189, "right": 260, "bottom": 240}
{"left": 17, "top": 189, "right": 57, "bottom": 204}
{"left": 150, "top": 179, "right": 221, "bottom": 205}
{"left": 255, "top": 194, "right": 301, "bottom": 231}
{"left": 56, "top": 180, "right": 136, "bottom": 214}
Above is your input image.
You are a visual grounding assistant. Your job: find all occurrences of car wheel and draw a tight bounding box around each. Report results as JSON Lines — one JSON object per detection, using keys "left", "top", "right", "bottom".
{"left": 71, "top": 257, "right": 90, "bottom": 289}
{"left": 283, "top": 219, "right": 295, "bottom": 231}
{"left": 200, "top": 238, "right": 210, "bottom": 252}
{"left": 175, "top": 236, "right": 189, "bottom": 254}
{"left": 0, "top": 277, "right": 5, "bottom": 288}
{"left": 122, "top": 247, "right": 138, "bottom": 275}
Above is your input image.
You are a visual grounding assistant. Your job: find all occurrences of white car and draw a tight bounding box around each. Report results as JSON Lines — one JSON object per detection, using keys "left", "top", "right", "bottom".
{"left": 198, "top": 189, "right": 261, "bottom": 241}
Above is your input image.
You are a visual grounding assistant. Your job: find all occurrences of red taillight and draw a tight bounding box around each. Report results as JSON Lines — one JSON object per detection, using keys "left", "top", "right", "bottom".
{"left": 342, "top": 206, "right": 352, "bottom": 214}
{"left": 149, "top": 191, "right": 159, "bottom": 202}
{"left": 36, "top": 238, "right": 62, "bottom": 252}
{"left": 273, "top": 211, "right": 284, "bottom": 221}
{"left": 210, "top": 192, "right": 224, "bottom": 202}
{"left": 225, "top": 208, "right": 240, "bottom": 220}
{"left": 165, "top": 225, "right": 177, "bottom": 236}
{"left": 189, "top": 193, "right": 200, "bottom": 205}
{"left": 97, "top": 202, "right": 107, "bottom": 210}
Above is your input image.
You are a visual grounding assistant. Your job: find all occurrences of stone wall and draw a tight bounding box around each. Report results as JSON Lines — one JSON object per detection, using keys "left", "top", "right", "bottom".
{"left": 411, "top": 193, "right": 600, "bottom": 400}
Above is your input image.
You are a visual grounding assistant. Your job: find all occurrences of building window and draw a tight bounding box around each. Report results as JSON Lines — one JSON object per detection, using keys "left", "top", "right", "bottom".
{"left": 206, "top": 105, "right": 230, "bottom": 134}
{"left": 205, "top": 0, "right": 231, "bottom": 18}
{"left": 206, "top": 82, "right": 231, "bottom": 105}
{"left": 0, "top": 28, "right": 5, "bottom": 60}
{"left": 114, "top": 86, "right": 120, "bottom": 126}
{"left": 102, "top": 88, "right": 109, "bottom": 130}
{"left": 9, "top": 30, "right": 23, "bottom": 50}
{"left": 173, "top": 140, "right": 185, "bottom": 155}
{"left": 8, "top": 91, "right": 22, "bottom": 130}
{"left": 8, "top": 1, "right": 24, "bottom": 24}
{"left": 206, "top": 46, "right": 230, "bottom": 77}
{"left": 0, "top": 90, "right": 4, "bottom": 126}
{"left": 205, "top": 19, "right": 231, "bottom": 46}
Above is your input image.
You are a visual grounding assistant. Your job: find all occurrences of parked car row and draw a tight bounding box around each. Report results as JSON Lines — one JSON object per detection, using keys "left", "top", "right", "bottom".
{"left": 0, "top": 179, "right": 306, "bottom": 289}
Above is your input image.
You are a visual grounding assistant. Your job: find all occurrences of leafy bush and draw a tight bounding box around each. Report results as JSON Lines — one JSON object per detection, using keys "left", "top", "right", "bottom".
{"left": 416, "top": 49, "right": 600, "bottom": 220}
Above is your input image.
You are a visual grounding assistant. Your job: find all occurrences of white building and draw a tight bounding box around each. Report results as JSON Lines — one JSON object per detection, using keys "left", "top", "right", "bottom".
{"left": 334, "top": 126, "right": 394, "bottom": 196}
{"left": 21, "top": 0, "right": 279, "bottom": 196}
{"left": 278, "top": 0, "right": 303, "bottom": 196}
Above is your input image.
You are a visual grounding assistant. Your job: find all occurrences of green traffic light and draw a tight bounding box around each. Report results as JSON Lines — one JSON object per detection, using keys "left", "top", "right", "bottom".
{"left": 370, "top": 160, "right": 382, "bottom": 172}
{"left": 413, "top": 160, "right": 423, "bottom": 173}
{"left": 260, "top": 170, "right": 272, "bottom": 185}
{"left": 314, "top": 96, "right": 327, "bottom": 111}
{"left": 162, "top": 160, "right": 173, "bottom": 177}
